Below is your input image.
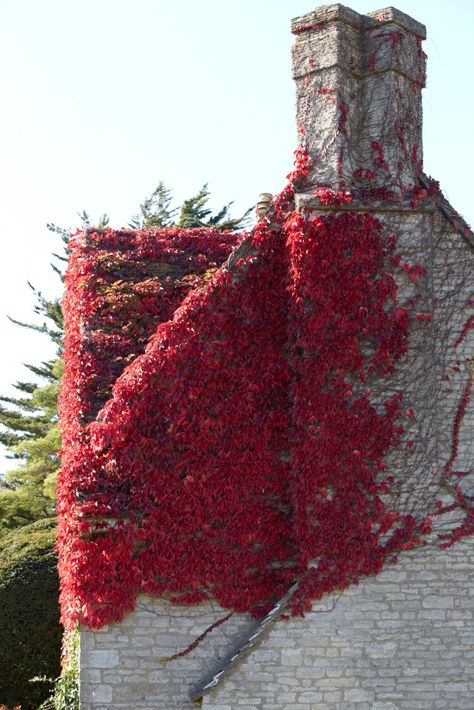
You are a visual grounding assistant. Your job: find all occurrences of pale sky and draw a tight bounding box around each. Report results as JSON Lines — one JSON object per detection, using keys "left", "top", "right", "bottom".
{"left": 0, "top": 0, "right": 473, "bottom": 471}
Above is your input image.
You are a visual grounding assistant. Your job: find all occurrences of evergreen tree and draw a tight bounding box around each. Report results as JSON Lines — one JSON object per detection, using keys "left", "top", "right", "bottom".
{"left": 129, "top": 181, "right": 252, "bottom": 231}
{"left": 176, "top": 184, "right": 251, "bottom": 230}
{"left": 128, "top": 182, "right": 176, "bottom": 229}
{"left": 0, "top": 361, "right": 61, "bottom": 531}
{"left": 0, "top": 185, "right": 252, "bottom": 535}
{"left": 0, "top": 279, "right": 65, "bottom": 533}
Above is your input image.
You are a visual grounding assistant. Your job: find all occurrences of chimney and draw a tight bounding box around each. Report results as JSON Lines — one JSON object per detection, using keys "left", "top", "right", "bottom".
{"left": 291, "top": 4, "right": 426, "bottom": 190}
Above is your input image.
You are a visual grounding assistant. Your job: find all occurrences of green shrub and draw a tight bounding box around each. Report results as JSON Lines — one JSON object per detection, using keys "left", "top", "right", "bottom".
{"left": 38, "top": 628, "right": 79, "bottom": 710}
{"left": 0, "top": 519, "right": 62, "bottom": 710}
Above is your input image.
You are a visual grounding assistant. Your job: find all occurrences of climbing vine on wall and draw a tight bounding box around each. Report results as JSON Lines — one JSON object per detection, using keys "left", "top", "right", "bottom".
{"left": 57, "top": 151, "right": 474, "bottom": 630}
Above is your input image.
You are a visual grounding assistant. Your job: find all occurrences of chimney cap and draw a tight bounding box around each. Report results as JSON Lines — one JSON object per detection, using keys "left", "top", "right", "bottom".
{"left": 291, "top": 4, "right": 426, "bottom": 39}
{"left": 366, "top": 7, "right": 426, "bottom": 38}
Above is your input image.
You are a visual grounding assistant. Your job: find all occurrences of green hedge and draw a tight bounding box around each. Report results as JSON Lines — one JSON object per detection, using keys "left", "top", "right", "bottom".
{"left": 0, "top": 519, "right": 62, "bottom": 710}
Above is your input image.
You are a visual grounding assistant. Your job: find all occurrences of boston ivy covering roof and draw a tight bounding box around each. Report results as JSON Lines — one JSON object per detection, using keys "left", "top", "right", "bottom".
{"left": 57, "top": 151, "right": 474, "bottom": 632}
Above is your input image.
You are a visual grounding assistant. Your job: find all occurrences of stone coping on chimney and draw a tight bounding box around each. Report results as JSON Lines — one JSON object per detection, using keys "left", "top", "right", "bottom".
{"left": 292, "top": 3, "right": 426, "bottom": 39}
{"left": 295, "top": 194, "right": 436, "bottom": 215}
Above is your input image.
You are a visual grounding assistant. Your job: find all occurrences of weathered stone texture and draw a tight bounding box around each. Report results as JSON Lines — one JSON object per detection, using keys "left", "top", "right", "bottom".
{"left": 80, "top": 539, "right": 474, "bottom": 708}
{"left": 292, "top": 3, "right": 426, "bottom": 187}
{"left": 206, "top": 541, "right": 474, "bottom": 709}
{"left": 80, "top": 601, "right": 258, "bottom": 709}
{"left": 79, "top": 5, "right": 474, "bottom": 709}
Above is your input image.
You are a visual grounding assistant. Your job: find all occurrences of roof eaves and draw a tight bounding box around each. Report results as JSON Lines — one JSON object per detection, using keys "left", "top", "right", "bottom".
{"left": 418, "top": 173, "right": 474, "bottom": 250}
{"left": 189, "top": 580, "right": 300, "bottom": 702}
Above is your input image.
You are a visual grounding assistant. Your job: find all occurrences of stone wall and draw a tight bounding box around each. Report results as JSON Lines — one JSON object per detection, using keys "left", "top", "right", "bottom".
{"left": 80, "top": 538, "right": 474, "bottom": 709}
{"left": 207, "top": 539, "right": 474, "bottom": 710}
{"left": 79, "top": 210, "right": 474, "bottom": 710}
{"left": 79, "top": 5, "right": 474, "bottom": 708}
{"left": 80, "top": 598, "right": 257, "bottom": 709}
{"left": 77, "top": 216, "right": 474, "bottom": 707}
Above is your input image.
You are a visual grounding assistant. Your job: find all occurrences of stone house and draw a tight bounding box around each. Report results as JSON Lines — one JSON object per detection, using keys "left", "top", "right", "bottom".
{"left": 58, "top": 4, "right": 474, "bottom": 709}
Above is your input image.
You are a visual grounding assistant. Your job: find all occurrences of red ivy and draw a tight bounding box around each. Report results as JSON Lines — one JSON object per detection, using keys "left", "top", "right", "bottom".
{"left": 57, "top": 152, "right": 472, "bottom": 630}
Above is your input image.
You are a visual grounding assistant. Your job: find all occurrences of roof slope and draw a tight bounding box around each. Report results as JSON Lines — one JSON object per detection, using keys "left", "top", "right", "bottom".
{"left": 58, "top": 164, "right": 474, "bottom": 629}
{"left": 60, "top": 226, "right": 240, "bottom": 428}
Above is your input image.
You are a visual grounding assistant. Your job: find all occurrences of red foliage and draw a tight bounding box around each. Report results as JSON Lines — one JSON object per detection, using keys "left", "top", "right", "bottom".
{"left": 353, "top": 168, "right": 375, "bottom": 182}
{"left": 59, "top": 219, "right": 293, "bottom": 627}
{"left": 292, "top": 21, "right": 327, "bottom": 35}
{"left": 284, "top": 210, "right": 418, "bottom": 613}
{"left": 371, "top": 140, "right": 389, "bottom": 172}
{"left": 59, "top": 189, "right": 415, "bottom": 627}
{"left": 443, "top": 370, "right": 473, "bottom": 480}
{"left": 60, "top": 227, "right": 239, "bottom": 432}
{"left": 369, "top": 31, "right": 401, "bottom": 72}
{"left": 312, "top": 187, "right": 352, "bottom": 205}
{"left": 408, "top": 185, "right": 428, "bottom": 208}
{"left": 57, "top": 150, "right": 473, "bottom": 629}
{"left": 316, "top": 88, "right": 348, "bottom": 137}
{"left": 453, "top": 315, "right": 474, "bottom": 349}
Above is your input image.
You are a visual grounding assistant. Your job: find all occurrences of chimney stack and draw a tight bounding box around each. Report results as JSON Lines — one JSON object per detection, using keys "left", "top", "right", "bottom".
{"left": 291, "top": 4, "right": 426, "bottom": 190}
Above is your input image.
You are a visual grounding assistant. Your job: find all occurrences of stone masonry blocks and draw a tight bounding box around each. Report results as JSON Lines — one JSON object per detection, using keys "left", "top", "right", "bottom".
{"left": 80, "top": 539, "right": 474, "bottom": 709}
{"left": 79, "top": 5, "right": 474, "bottom": 709}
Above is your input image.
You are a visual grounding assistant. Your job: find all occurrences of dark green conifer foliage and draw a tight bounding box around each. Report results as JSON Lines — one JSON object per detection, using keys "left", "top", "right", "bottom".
{"left": 130, "top": 182, "right": 253, "bottom": 230}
